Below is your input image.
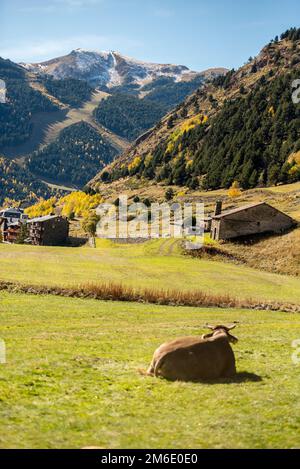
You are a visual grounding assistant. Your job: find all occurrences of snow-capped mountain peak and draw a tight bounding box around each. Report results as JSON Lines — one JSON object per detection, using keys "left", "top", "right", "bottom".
{"left": 22, "top": 49, "right": 203, "bottom": 89}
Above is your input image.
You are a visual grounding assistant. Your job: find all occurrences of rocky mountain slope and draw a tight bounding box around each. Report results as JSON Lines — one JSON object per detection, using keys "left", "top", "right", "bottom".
{"left": 0, "top": 51, "right": 226, "bottom": 202}
{"left": 22, "top": 50, "right": 226, "bottom": 143}
{"left": 90, "top": 28, "right": 300, "bottom": 192}
{"left": 22, "top": 49, "right": 225, "bottom": 91}
{"left": 0, "top": 57, "right": 122, "bottom": 195}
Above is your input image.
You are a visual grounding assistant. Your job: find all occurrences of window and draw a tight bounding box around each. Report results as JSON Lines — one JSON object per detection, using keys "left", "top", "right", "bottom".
{"left": 4, "top": 211, "right": 21, "bottom": 219}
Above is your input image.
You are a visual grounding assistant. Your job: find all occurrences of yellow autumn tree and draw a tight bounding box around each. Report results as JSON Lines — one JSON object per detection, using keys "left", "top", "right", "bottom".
{"left": 81, "top": 210, "right": 100, "bottom": 236}
{"left": 59, "top": 192, "right": 104, "bottom": 218}
{"left": 2, "top": 197, "right": 19, "bottom": 209}
{"left": 165, "top": 114, "right": 208, "bottom": 156}
{"left": 268, "top": 106, "right": 275, "bottom": 117}
{"left": 128, "top": 156, "right": 141, "bottom": 173}
{"left": 25, "top": 197, "right": 57, "bottom": 218}
{"left": 25, "top": 191, "right": 104, "bottom": 220}
{"left": 228, "top": 181, "right": 242, "bottom": 198}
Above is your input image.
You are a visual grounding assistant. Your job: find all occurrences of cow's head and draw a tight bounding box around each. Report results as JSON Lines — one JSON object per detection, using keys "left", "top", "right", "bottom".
{"left": 202, "top": 323, "right": 238, "bottom": 344}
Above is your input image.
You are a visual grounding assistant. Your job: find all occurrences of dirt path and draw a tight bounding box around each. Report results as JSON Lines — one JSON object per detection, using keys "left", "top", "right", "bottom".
{"left": 1, "top": 86, "right": 130, "bottom": 163}
{"left": 168, "top": 239, "right": 181, "bottom": 255}
{"left": 41, "top": 178, "right": 78, "bottom": 192}
{"left": 1, "top": 109, "right": 68, "bottom": 160}
{"left": 158, "top": 238, "right": 181, "bottom": 256}
{"left": 43, "top": 90, "right": 130, "bottom": 151}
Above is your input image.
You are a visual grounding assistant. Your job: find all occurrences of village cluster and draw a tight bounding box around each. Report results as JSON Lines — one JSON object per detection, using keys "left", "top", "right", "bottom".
{"left": 0, "top": 208, "right": 69, "bottom": 245}
{"left": 0, "top": 200, "right": 296, "bottom": 246}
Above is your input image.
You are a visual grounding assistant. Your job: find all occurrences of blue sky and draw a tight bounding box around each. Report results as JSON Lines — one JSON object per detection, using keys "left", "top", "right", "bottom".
{"left": 0, "top": 0, "right": 299, "bottom": 70}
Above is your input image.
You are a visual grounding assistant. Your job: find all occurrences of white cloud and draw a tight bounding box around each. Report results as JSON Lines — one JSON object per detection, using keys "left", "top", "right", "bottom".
{"left": 0, "top": 35, "right": 143, "bottom": 63}
{"left": 18, "top": 0, "right": 103, "bottom": 13}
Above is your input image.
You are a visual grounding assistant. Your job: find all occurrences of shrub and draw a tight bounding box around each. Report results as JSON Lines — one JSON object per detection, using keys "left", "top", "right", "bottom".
{"left": 81, "top": 211, "right": 100, "bottom": 236}
{"left": 165, "top": 188, "right": 174, "bottom": 201}
{"left": 228, "top": 181, "right": 242, "bottom": 198}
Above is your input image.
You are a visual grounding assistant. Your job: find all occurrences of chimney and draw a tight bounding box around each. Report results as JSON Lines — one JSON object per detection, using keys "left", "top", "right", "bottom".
{"left": 214, "top": 200, "right": 222, "bottom": 216}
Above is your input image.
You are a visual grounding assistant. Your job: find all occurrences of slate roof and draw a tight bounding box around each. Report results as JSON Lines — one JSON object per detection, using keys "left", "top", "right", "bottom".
{"left": 212, "top": 202, "right": 293, "bottom": 220}
{"left": 27, "top": 215, "right": 60, "bottom": 223}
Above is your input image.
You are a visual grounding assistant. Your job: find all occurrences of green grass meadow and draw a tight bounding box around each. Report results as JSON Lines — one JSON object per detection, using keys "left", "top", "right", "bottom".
{"left": 0, "top": 291, "right": 300, "bottom": 449}
{"left": 0, "top": 239, "right": 300, "bottom": 304}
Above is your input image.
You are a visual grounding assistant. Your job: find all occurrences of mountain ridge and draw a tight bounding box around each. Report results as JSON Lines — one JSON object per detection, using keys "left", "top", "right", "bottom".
{"left": 1, "top": 51, "right": 226, "bottom": 202}
{"left": 21, "top": 49, "right": 227, "bottom": 91}
{"left": 90, "top": 29, "right": 300, "bottom": 192}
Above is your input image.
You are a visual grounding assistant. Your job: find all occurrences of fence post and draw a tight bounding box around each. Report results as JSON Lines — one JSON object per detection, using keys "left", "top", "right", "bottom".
{"left": 0, "top": 339, "right": 6, "bottom": 364}
{"left": 89, "top": 236, "right": 96, "bottom": 248}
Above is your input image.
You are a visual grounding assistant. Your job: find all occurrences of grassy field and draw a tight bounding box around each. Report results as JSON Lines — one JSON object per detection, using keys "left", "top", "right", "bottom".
{"left": 94, "top": 178, "right": 300, "bottom": 221}
{"left": 0, "top": 291, "right": 300, "bottom": 449}
{"left": 0, "top": 239, "right": 300, "bottom": 304}
{"left": 200, "top": 229, "right": 300, "bottom": 277}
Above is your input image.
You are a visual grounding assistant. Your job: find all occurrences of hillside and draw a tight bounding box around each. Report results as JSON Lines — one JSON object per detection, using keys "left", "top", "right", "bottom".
{"left": 92, "top": 75, "right": 214, "bottom": 141}
{"left": 0, "top": 58, "right": 125, "bottom": 156}
{"left": 93, "top": 93, "right": 166, "bottom": 140}
{"left": 22, "top": 51, "right": 226, "bottom": 145}
{"left": 91, "top": 28, "right": 300, "bottom": 191}
{"left": 0, "top": 156, "right": 52, "bottom": 204}
{"left": 26, "top": 121, "right": 118, "bottom": 186}
{"left": 212, "top": 227, "right": 300, "bottom": 277}
{"left": 42, "top": 76, "right": 94, "bottom": 107}
{"left": 0, "top": 58, "right": 59, "bottom": 149}
{"left": 0, "top": 53, "right": 225, "bottom": 202}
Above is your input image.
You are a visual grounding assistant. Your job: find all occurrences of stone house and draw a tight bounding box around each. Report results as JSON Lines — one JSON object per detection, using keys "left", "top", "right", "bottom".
{"left": 210, "top": 202, "right": 295, "bottom": 241}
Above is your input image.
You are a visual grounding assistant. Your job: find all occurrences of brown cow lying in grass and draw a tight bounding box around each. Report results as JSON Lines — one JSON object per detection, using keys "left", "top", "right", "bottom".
{"left": 145, "top": 324, "right": 238, "bottom": 382}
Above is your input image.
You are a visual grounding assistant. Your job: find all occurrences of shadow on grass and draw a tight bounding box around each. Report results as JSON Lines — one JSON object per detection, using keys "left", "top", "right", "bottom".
{"left": 227, "top": 226, "right": 297, "bottom": 246}
{"left": 200, "top": 371, "right": 263, "bottom": 385}
{"left": 155, "top": 371, "right": 263, "bottom": 384}
{"left": 67, "top": 236, "right": 88, "bottom": 247}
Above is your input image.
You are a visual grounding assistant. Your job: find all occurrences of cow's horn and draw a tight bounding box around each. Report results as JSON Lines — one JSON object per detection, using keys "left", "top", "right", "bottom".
{"left": 227, "top": 324, "right": 237, "bottom": 330}
{"left": 205, "top": 324, "right": 215, "bottom": 330}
